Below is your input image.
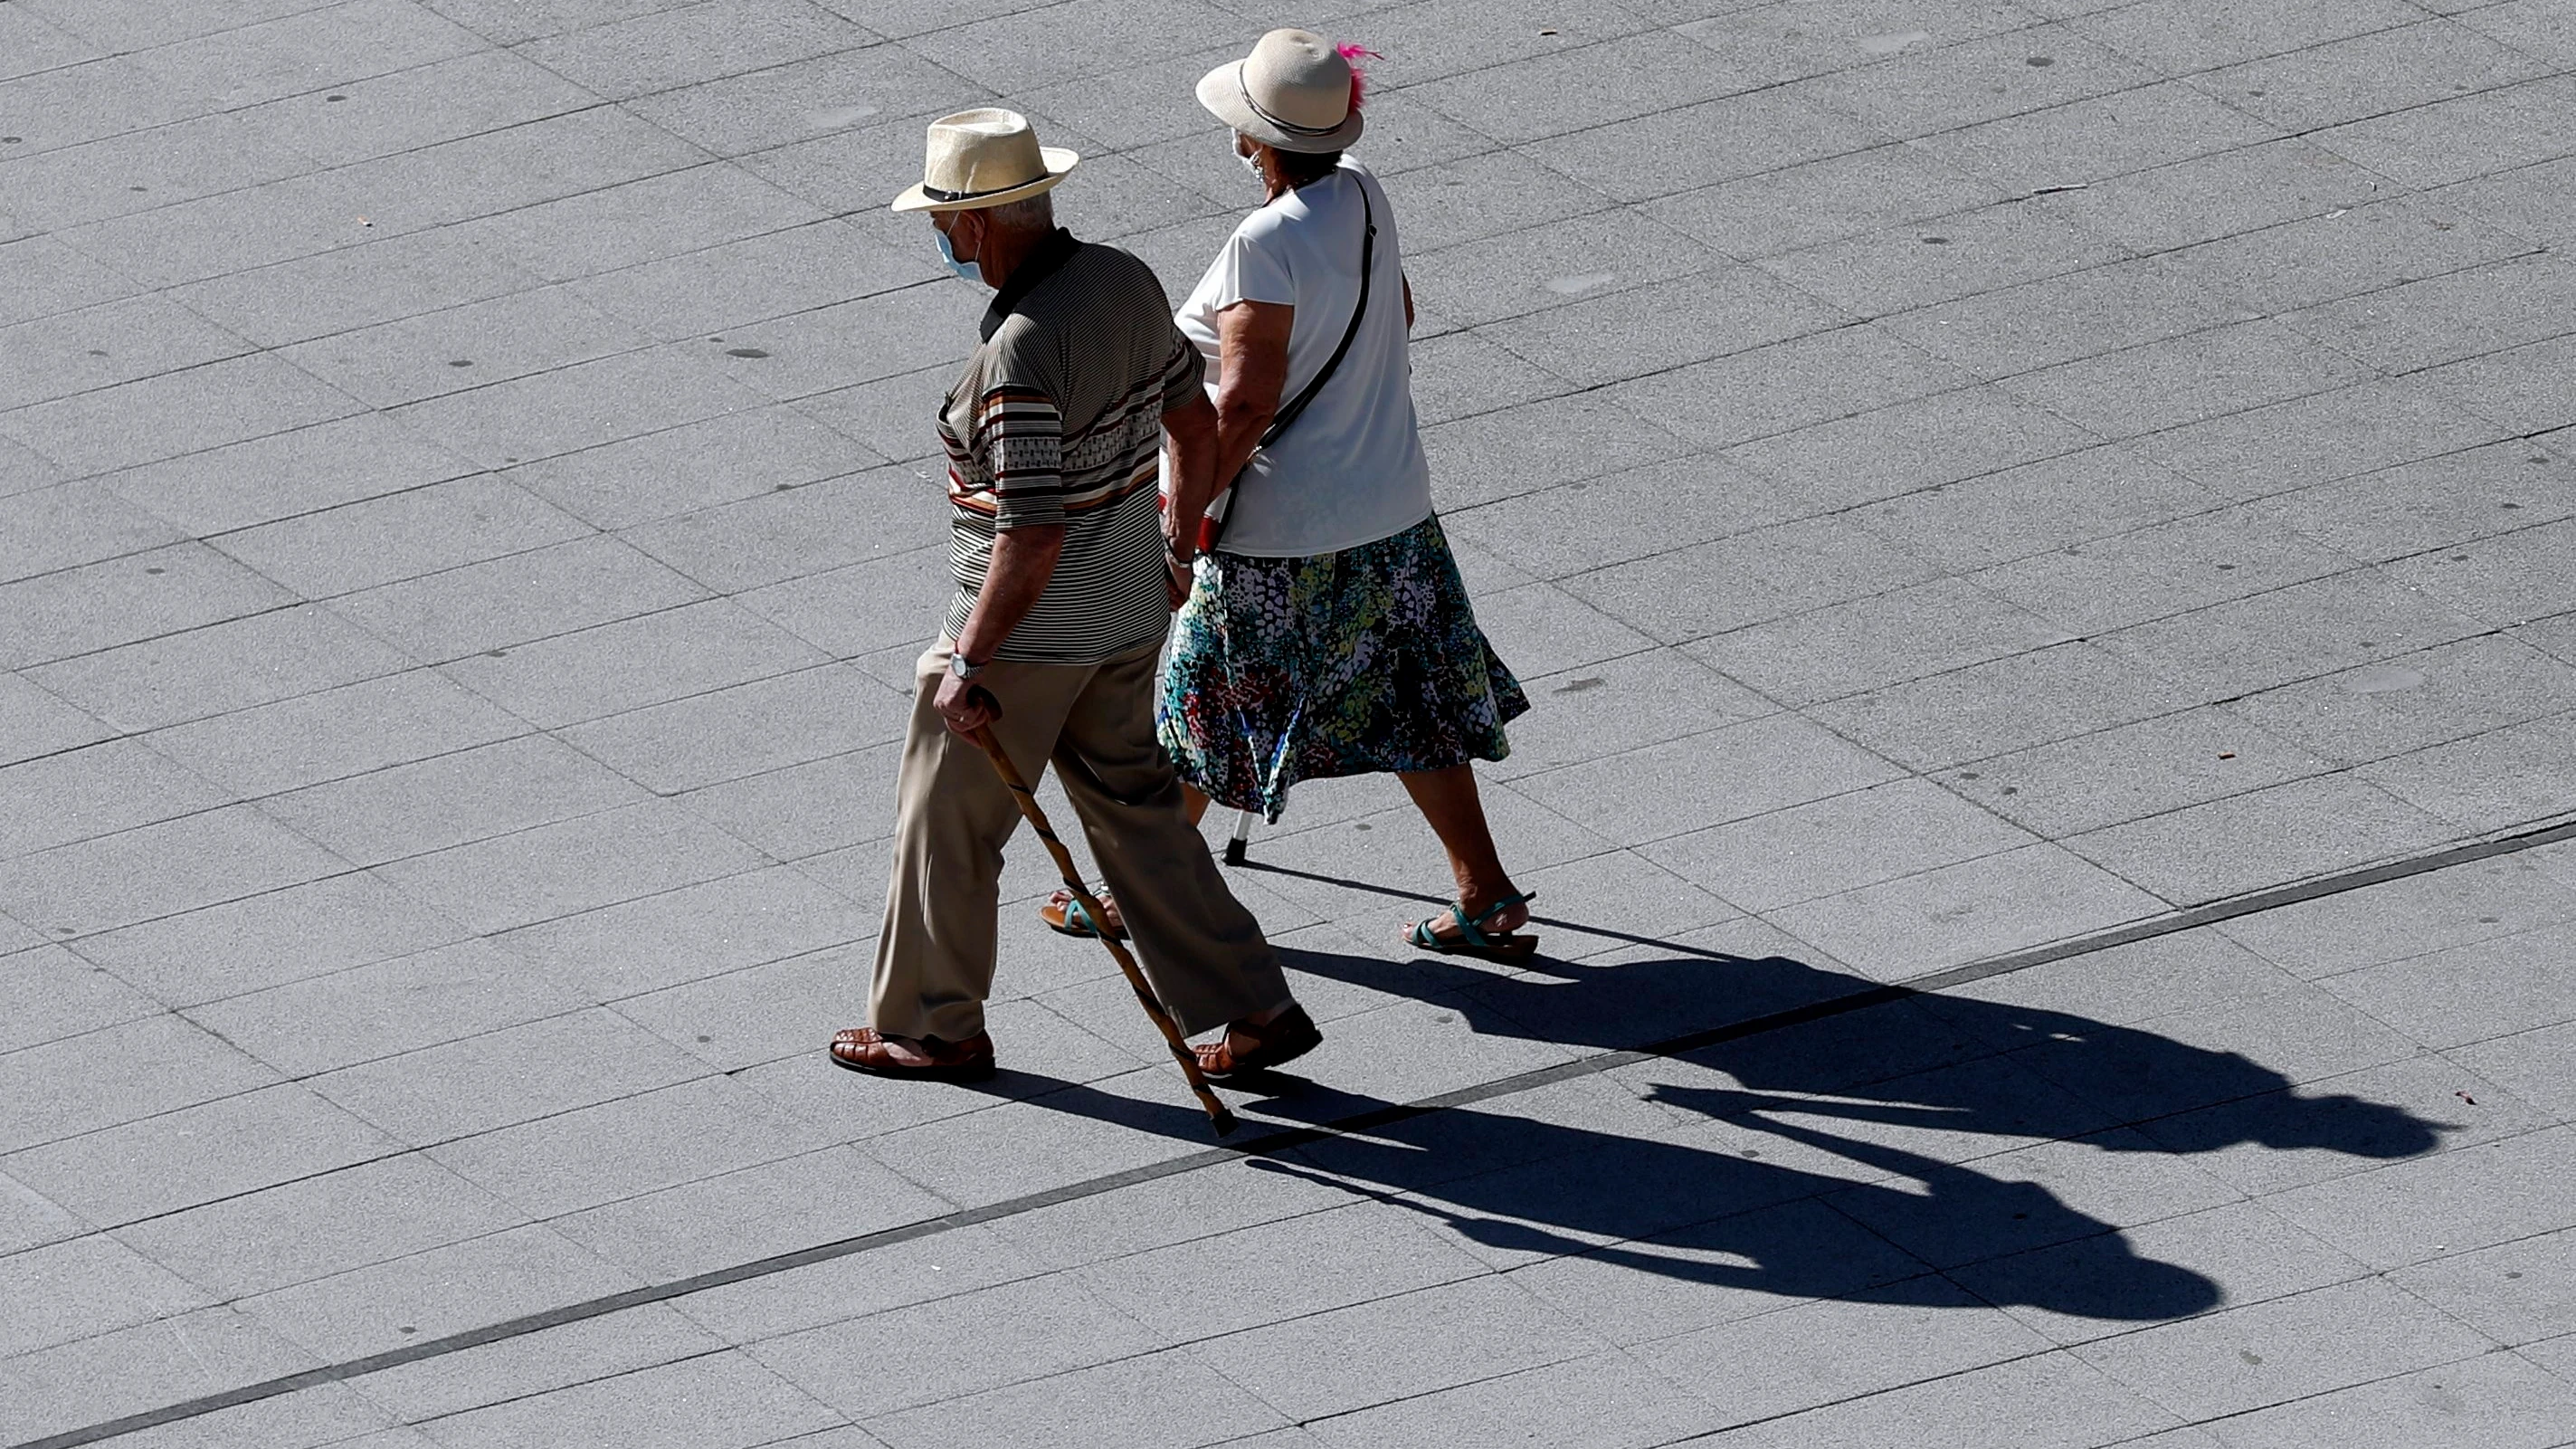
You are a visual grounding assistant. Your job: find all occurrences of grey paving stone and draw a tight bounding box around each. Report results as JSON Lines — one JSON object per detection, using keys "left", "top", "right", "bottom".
{"left": 0, "top": 56, "right": 195, "bottom": 159}
{"left": 238, "top": 1221, "right": 640, "bottom": 1361}
{"left": 1952, "top": 1199, "right": 2370, "bottom": 1348}
{"left": 575, "top": 226, "right": 948, "bottom": 349}
{"left": 100, "top": 412, "right": 480, "bottom": 537}
{"left": 507, "top": 405, "right": 870, "bottom": 531}
{"left": 1193, "top": 1273, "right": 1602, "bottom": 1421}
{"left": 0, "top": 233, "right": 136, "bottom": 327}
{"left": 1935, "top": 920, "right": 2302, "bottom": 1042}
{"left": 26, "top": 604, "right": 411, "bottom": 735}
{"left": 0, "top": 108, "right": 328, "bottom": 234}
{"left": 1808, "top": 641, "right": 2177, "bottom": 771}
{"left": 2220, "top": 853, "right": 2576, "bottom": 981}
{"left": 188, "top": 937, "right": 584, "bottom": 1076}
{"left": 462, "top": 160, "right": 828, "bottom": 285}
{"left": 1489, "top": 648, "right": 1772, "bottom": 783}
{"left": 280, "top": 289, "right": 655, "bottom": 417}
{"left": 1976, "top": 508, "right": 2362, "bottom": 639}
{"left": 388, "top": 348, "right": 770, "bottom": 472}
{"left": 332, "top": 533, "right": 712, "bottom": 662}
{"left": 440, "top": 598, "right": 827, "bottom": 729}
{"left": 862, "top": 1346, "right": 1287, "bottom": 1449}
{"left": 2196, "top": 20, "right": 2552, "bottom": 132}
{"left": 1568, "top": 512, "right": 1944, "bottom": 643}
{"left": 1727, "top": 386, "right": 2102, "bottom": 514}
{"left": 216, "top": 474, "right": 595, "bottom": 601}
{"left": 242, "top": 47, "right": 595, "bottom": 171}
{"left": 2168, "top": 195, "right": 2542, "bottom": 319}
{"left": 2451, "top": 1013, "right": 2576, "bottom": 1120}
{"left": 2063, "top": 775, "right": 2461, "bottom": 903}
{"left": 0, "top": 1231, "right": 211, "bottom": 1358}
{"left": 1716, "top": 1349, "right": 2179, "bottom": 1449}
{"left": 2391, "top": 1229, "right": 2576, "bottom": 1349}
{"left": 1770, "top": 842, "right": 2166, "bottom": 975}
{"left": 1631, "top": 1282, "right": 2056, "bottom": 1428}
{"left": 2023, "top": 978, "right": 2429, "bottom": 1127}
{"left": 417, "top": 1348, "right": 847, "bottom": 1449}
{"left": 622, "top": 465, "right": 946, "bottom": 594}
{"left": 52, "top": 167, "right": 376, "bottom": 291}
{"left": 675, "top": 746, "right": 903, "bottom": 866}
{"left": 1758, "top": 195, "right": 2131, "bottom": 317}
{"left": 1807, "top": 24, "right": 2163, "bottom": 138}
{"left": 2077, "top": 1276, "right": 2500, "bottom": 1419}
{"left": 147, "top": 668, "right": 528, "bottom": 802}
{"left": 2289, "top": 253, "right": 2576, "bottom": 377}
{"left": 2076, "top": 0, "right": 2425, "bottom": 70}
{"left": 0, "top": 5, "right": 99, "bottom": 77}
{"left": 2361, "top": 710, "right": 2576, "bottom": 833}
{"left": 1646, "top": 777, "right": 2036, "bottom": 911}
{"left": 789, "top": 368, "right": 952, "bottom": 468}
{"left": 1404, "top": 329, "right": 1574, "bottom": 428}
{"left": 2263, "top": 1122, "right": 2576, "bottom": 1273}
{"left": 355, "top": 1301, "right": 722, "bottom": 1422}
{"left": 2206, "top": 1349, "right": 2576, "bottom": 1449}
{"left": 1441, "top": 456, "right": 1778, "bottom": 580}
{"left": 1482, "top": 264, "right": 1848, "bottom": 388}
{"left": 258, "top": 733, "right": 639, "bottom": 866}
{"left": 2136, "top": 377, "right": 2511, "bottom": 504}
{"left": 0, "top": 942, "right": 157, "bottom": 1053}
{"left": 2320, "top": 920, "right": 2576, "bottom": 1053}
{"left": 1419, "top": 392, "right": 1698, "bottom": 510}
{"left": 2232, "top": 634, "right": 2576, "bottom": 767}
{"left": 430, "top": 1072, "right": 833, "bottom": 1219}
{"left": 2318, "top": 75, "right": 2576, "bottom": 192}
{"left": 0, "top": 803, "right": 347, "bottom": 939}
{"left": 499, "top": 865, "right": 870, "bottom": 1006}
{"left": 0, "top": 481, "right": 181, "bottom": 585}
{"left": 0, "top": 1305, "right": 318, "bottom": 1447}
{"left": 561, "top": 663, "right": 913, "bottom": 794}
{"left": 1687, "top": 578, "right": 2071, "bottom": 710}
{"left": 128, "top": 0, "right": 487, "bottom": 110}
{"left": 1522, "top": 86, "right": 1893, "bottom": 206}
{"left": 1605, "top": 321, "right": 1973, "bottom": 450}
{"left": 621, "top": 46, "right": 969, "bottom": 161}
{"left": 1411, "top": 220, "right": 1714, "bottom": 350}
{"left": 1937, "top": 705, "right": 2326, "bottom": 838}
{"left": 1507, "top": 711, "right": 1908, "bottom": 848}
{"left": 1881, "top": 257, "right": 2261, "bottom": 381}
{"left": 385, "top": 796, "right": 767, "bottom": 934}
{"left": 2425, "top": 333, "right": 2576, "bottom": 439}
{"left": 313, "top": 1006, "right": 709, "bottom": 1145}
{"left": 2, "top": 295, "right": 258, "bottom": 415}
{"left": 2100, "top": 571, "right": 2488, "bottom": 713}
{"left": 0, "top": 543, "right": 297, "bottom": 672}
{"left": 2001, "top": 318, "right": 2378, "bottom": 442}
{"left": 1311, "top": 1348, "right": 1724, "bottom": 1449}
{"left": 2253, "top": 443, "right": 2576, "bottom": 567}
{"left": 0, "top": 739, "right": 223, "bottom": 858}
{"left": 1073, "top": 1198, "right": 1488, "bottom": 1340}
{"left": 1464, "top": 583, "right": 1660, "bottom": 683}
{"left": 551, "top": 1143, "right": 946, "bottom": 1284}
{"left": 5, "top": 1077, "right": 394, "bottom": 1227}
{"left": 2438, "top": 155, "right": 2576, "bottom": 252}
{"left": 112, "top": 1152, "right": 524, "bottom": 1300}
{"left": 67, "top": 869, "right": 465, "bottom": 1010}
{"left": 1642, "top": 139, "right": 2012, "bottom": 261}
{"left": 0, "top": 353, "right": 365, "bottom": 479}
{"left": 43, "top": 1381, "right": 399, "bottom": 1449}
{"left": 1852, "top": 442, "right": 2222, "bottom": 573}
{"left": 749, "top": 1268, "right": 1161, "bottom": 1420}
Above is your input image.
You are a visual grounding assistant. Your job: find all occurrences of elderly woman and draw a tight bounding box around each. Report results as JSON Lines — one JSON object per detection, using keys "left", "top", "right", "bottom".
{"left": 1042, "top": 29, "right": 1535, "bottom": 981}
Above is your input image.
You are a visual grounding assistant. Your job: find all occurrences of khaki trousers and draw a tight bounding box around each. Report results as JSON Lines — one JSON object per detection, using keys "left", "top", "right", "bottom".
{"left": 869, "top": 638, "right": 1292, "bottom": 1043}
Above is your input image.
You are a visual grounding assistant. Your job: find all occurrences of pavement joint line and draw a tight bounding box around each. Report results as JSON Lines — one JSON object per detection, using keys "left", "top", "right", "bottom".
{"left": 20, "top": 806, "right": 2576, "bottom": 1449}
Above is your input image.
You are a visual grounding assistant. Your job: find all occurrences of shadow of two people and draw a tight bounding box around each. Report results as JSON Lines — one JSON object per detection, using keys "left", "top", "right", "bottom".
{"left": 1009, "top": 938, "right": 2446, "bottom": 1326}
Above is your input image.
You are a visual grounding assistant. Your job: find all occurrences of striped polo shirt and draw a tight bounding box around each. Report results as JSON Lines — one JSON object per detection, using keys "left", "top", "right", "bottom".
{"left": 936, "top": 229, "right": 1203, "bottom": 664}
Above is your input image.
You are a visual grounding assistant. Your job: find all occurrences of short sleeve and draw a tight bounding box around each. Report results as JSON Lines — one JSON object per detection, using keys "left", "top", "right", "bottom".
{"left": 1203, "top": 216, "right": 1297, "bottom": 309}
{"left": 1158, "top": 326, "right": 1206, "bottom": 409}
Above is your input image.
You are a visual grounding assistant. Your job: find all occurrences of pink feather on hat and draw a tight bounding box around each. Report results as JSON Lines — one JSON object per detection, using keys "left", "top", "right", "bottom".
{"left": 1337, "top": 42, "right": 1382, "bottom": 110}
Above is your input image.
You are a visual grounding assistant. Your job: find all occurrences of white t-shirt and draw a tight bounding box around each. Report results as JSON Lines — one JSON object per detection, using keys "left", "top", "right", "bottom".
{"left": 1174, "top": 158, "right": 1434, "bottom": 558}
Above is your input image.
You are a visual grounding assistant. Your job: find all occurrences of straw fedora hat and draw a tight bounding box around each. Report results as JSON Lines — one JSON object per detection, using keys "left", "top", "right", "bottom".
{"left": 1197, "top": 29, "right": 1364, "bottom": 153}
{"left": 889, "top": 108, "right": 1079, "bottom": 214}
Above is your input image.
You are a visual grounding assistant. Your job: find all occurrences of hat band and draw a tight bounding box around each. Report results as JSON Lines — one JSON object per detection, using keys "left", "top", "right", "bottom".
{"left": 918, "top": 174, "right": 1041, "bottom": 203}
{"left": 1238, "top": 70, "right": 1345, "bottom": 138}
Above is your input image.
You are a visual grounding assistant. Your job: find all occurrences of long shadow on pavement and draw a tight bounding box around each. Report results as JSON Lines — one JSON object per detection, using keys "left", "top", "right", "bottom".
{"left": 1003, "top": 935, "right": 2448, "bottom": 1326}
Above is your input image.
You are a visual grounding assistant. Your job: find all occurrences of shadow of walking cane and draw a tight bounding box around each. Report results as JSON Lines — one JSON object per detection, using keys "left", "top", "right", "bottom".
{"left": 962, "top": 685, "right": 1239, "bottom": 1136}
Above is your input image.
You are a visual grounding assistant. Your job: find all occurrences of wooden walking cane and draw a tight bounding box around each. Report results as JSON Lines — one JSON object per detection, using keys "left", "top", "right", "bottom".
{"left": 960, "top": 690, "right": 1238, "bottom": 1136}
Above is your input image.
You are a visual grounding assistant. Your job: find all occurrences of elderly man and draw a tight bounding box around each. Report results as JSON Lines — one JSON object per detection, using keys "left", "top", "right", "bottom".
{"left": 829, "top": 110, "right": 1319, "bottom": 1083}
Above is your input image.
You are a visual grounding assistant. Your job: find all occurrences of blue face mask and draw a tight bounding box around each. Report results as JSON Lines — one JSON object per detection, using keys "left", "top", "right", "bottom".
{"left": 936, "top": 226, "right": 983, "bottom": 286}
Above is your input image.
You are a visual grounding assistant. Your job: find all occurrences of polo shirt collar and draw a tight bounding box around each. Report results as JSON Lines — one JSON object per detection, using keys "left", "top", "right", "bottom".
{"left": 979, "top": 227, "right": 1080, "bottom": 342}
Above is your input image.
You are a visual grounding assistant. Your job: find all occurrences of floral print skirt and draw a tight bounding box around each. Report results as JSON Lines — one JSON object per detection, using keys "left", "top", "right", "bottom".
{"left": 1157, "top": 515, "right": 1528, "bottom": 822}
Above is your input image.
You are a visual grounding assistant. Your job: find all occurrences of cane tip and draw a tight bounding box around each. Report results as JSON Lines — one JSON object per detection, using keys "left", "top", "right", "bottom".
{"left": 1223, "top": 841, "right": 1248, "bottom": 866}
{"left": 1210, "top": 1108, "right": 1240, "bottom": 1137}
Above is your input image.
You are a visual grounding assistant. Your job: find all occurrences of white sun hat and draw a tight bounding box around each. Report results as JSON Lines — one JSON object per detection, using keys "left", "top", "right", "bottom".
{"left": 1197, "top": 28, "right": 1365, "bottom": 153}
{"left": 889, "top": 107, "right": 1079, "bottom": 214}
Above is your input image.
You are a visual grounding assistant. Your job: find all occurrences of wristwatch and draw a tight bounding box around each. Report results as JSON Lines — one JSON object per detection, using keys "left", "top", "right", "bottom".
{"left": 947, "top": 653, "right": 987, "bottom": 681}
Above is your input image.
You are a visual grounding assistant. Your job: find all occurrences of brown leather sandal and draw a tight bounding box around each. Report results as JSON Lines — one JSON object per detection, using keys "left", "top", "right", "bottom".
{"left": 827, "top": 1026, "right": 996, "bottom": 1082}
{"left": 1193, "top": 1004, "right": 1322, "bottom": 1081}
{"left": 1039, "top": 888, "right": 1126, "bottom": 940}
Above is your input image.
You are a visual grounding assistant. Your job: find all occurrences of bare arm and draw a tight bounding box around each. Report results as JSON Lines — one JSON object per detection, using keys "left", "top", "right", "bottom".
{"left": 1212, "top": 299, "right": 1294, "bottom": 501}
{"left": 935, "top": 520, "right": 1065, "bottom": 734}
{"left": 1161, "top": 390, "right": 1218, "bottom": 602}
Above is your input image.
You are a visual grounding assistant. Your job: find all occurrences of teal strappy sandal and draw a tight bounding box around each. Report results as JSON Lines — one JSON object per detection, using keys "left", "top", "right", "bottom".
{"left": 1402, "top": 891, "right": 1538, "bottom": 963}
{"left": 1040, "top": 890, "right": 1126, "bottom": 940}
